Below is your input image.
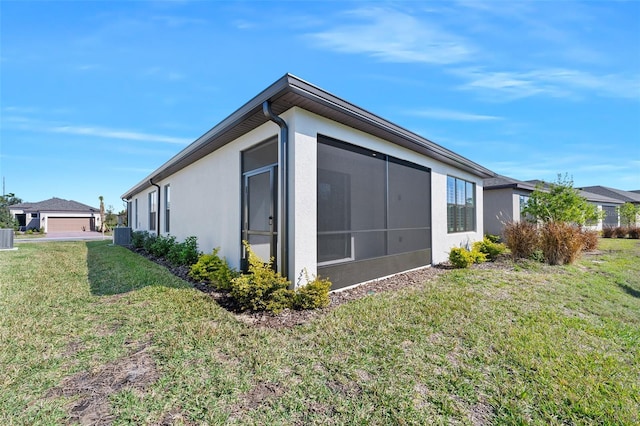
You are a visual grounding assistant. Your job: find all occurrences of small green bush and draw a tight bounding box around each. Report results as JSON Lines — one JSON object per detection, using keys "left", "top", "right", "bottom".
{"left": 228, "top": 243, "right": 333, "bottom": 314}
{"left": 473, "top": 237, "right": 506, "bottom": 261}
{"left": 449, "top": 247, "right": 486, "bottom": 268}
{"left": 167, "top": 236, "right": 200, "bottom": 266}
{"left": 230, "top": 242, "right": 292, "bottom": 314}
{"left": 293, "top": 274, "right": 331, "bottom": 310}
{"left": 189, "top": 248, "right": 239, "bottom": 290}
{"left": 131, "top": 231, "right": 148, "bottom": 249}
{"left": 529, "top": 249, "right": 545, "bottom": 263}
{"left": 26, "top": 229, "right": 33, "bottom": 235}
{"left": 143, "top": 233, "right": 157, "bottom": 253}
{"left": 484, "top": 234, "right": 501, "bottom": 243}
{"left": 150, "top": 234, "right": 176, "bottom": 258}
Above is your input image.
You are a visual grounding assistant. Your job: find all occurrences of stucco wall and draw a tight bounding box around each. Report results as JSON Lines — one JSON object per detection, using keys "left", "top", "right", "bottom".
{"left": 127, "top": 106, "right": 486, "bottom": 284}
{"left": 130, "top": 120, "right": 282, "bottom": 272}
{"left": 483, "top": 188, "right": 517, "bottom": 237}
{"left": 288, "top": 107, "right": 485, "bottom": 271}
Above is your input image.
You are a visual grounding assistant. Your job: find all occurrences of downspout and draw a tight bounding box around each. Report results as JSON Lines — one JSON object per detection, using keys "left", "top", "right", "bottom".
{"left": 149, "top": 179, "right": 161, "bottom": 234}
{"left": 263, "top": 101, "right": 289, "bottom": 279}
{"left": 121, "top": 198, "right": 129, "bottom": 227}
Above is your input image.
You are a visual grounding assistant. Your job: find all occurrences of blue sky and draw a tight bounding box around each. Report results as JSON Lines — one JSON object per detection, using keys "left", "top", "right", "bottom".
{"left": 1, "top": 1, "right": 639, "bottom": 210}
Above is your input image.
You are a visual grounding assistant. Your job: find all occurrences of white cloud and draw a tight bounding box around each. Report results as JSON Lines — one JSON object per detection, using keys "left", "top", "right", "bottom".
{"left": 76, "top": 64, "right": 101, "bottom": 72}
{"left": 308, "top": 7, "right": 473, "bottom": 64}
{"left": 456, "top": 67, "right": 640, "bottom": 100}
{"left": 233, "top": 19, "right": 255, "bottom": 30}
{"left": 2, "top": 106, "right": 39, "bottom": 114}
{"left": 49, "top": 126, "right": 191, "bottom": 145}
{"left": 408, "top": 108, "right": 501, "bottom": 121}
{"left": 151, "top": 15, "right": 206, "bottom": 28}
{"left": 143, "top": 67, "right": 185, "bottom": 81}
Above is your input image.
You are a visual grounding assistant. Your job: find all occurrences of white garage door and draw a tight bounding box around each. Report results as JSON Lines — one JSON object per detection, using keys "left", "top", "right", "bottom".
{"left": 48, "top": 217, "right": 94, "bottom": 233}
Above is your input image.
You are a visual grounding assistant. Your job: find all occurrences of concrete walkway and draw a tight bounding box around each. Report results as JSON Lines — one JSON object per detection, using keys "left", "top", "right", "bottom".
{"left": 15, "top": 231, "right": 113, "bottom": 243}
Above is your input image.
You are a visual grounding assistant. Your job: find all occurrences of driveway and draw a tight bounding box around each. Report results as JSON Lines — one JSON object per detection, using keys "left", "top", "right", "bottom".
{"left": 15, "top": 231, "right": 113, "bottom": 243}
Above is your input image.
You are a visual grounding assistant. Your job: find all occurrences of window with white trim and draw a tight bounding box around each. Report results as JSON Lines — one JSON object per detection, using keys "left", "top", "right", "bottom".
{"left": 447, "top": 176, "right": 475, "bottom": 233}
{"left": 519, "top": 195, "right": 530, "bottom": 220}
{"left": 149, "top": 191, "right": 157, "bottom": 231}
{"left": 164, "top": 184, "right": 170, "bottom": 233}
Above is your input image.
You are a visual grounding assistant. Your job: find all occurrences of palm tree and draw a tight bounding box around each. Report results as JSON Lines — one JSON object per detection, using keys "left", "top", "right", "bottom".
{"left": 99, "top": 195, "right": 105, "bottom": 232}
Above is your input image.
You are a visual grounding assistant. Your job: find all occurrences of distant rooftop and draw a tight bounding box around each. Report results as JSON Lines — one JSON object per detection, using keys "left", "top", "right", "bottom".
{"left": 10, "top": 197, "right": 99, "bottom": 212}
{"left": 578, "top": 186, "right": 640, "bottom": 204}
{"left": 484, "top": 176, "right": 623, "bottom": 204}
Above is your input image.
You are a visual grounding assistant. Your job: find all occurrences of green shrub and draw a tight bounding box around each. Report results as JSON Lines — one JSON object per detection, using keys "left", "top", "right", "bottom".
{"left": 26, "top": 229, "right": 33, "bottom": 235}
{"left": 449, "top": 247, "right": 486, "bottom": 268}
{"left": 628, "top": 226, "right": 640, "bottom": 239}
{"left": 503, "top": 221, "right": 539, "bottom": 260}
{"left": 471, "top": 249, "right": 487, "bottom": 264}
{"left": 149, "top": 234, "right": 176, "bottom": 258}
{"left": 189, "top": 248, "right": 239, "bottom": 290}
{"left": 473, "top": 237, "right": 506, "bottom": 261}
{"left": 143, "top": 233, "right": 157, "bottom": 253}
{"left": 230, "top": 242, "right": 293, "bottom": 314}
{"left": 529, "top": 249, "right": 545, "bottom": 263}
{"left": 131, "top": 231, "right": 148, "bottom": 249}
{"left": 602, "top": 226, "right": 615, "bottom": 238}
{"left": 167, "top": 236, "right": 200, "bottom": 266}
{"left": 484, "top": 234, "right": 501, "bottom": 243}
{"left": 540, "top": 222, "right": 583, "bottom": 265}
{"left": 293, "top": 274, "right": 331, "bottom": 310}
{"left": 265, "top": 288, "right": 295, "bottom": 314}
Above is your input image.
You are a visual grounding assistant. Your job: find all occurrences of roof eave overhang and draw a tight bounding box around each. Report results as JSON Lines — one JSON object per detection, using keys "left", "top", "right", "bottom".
{"left": 122, "top": 74, "right": 495, "bottom": 200}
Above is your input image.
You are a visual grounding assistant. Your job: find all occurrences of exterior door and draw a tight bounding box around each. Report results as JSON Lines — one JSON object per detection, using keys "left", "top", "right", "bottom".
{"left": 242, "top": 166, "right": 277, "bottom": 267}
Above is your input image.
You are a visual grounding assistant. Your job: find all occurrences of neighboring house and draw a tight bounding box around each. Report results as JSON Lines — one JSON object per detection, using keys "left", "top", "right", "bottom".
{"left": 483, "top": 176, "right": 623, "bottom": 236}
{"left": 122, "top": 74, "right": 495, "bottom": 290}
{"left": 579, "top": 185, "right": 640, "bottom": 226}
{"left": 9, "top": 197, "right": 101, "bottom": 233}
{"left": 483, "top": 176, "right": 538, "bottom": 236}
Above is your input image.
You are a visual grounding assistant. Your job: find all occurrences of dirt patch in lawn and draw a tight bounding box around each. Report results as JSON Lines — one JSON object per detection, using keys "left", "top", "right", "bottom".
{"left": 46, "top": 342, "right": 158, "bottom": 425}
{"left": 228, "top": 381, "right": 285, "bottom": 421}
{"left": 131, "top": 248, "right": 516, "bottom": 329}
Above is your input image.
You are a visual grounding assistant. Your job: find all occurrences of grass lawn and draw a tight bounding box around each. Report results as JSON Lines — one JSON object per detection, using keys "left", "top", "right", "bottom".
{"left": 1, "top": 239, "right": 638, "bottom": 425}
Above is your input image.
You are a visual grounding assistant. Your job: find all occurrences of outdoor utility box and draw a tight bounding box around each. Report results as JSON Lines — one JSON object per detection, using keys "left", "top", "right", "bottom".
{"left": 0, "top": 229, "right": 14, "bottom": 249}
{"left": 113, "top": 227, "right": 132, "bottom": 246}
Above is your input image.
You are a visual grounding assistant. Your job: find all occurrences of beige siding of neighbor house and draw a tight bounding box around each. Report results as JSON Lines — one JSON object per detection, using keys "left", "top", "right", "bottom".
{"left": 42, "top": 212, "right": 100, "bottom": 233}
{"left": 47, "top": 217, "right": 94, "bottom": 233}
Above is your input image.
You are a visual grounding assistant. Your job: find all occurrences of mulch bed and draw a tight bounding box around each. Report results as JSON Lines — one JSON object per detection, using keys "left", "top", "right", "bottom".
{"left": 129, "top": 247, "right": 511, "bottom": 328}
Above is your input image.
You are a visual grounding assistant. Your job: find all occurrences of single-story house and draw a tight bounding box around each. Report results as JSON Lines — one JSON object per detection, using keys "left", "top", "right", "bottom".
{"left": 122, "top": 74, "right": 495, "bottom": 290}
{"left": 483, "top": 176, "right": 624, "bottom": 236}
{"left": 579, "top": 185, "right": 640, "bottom": 226}
{"left": 9, "top": 197, "right": 101, "bottom": 233}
